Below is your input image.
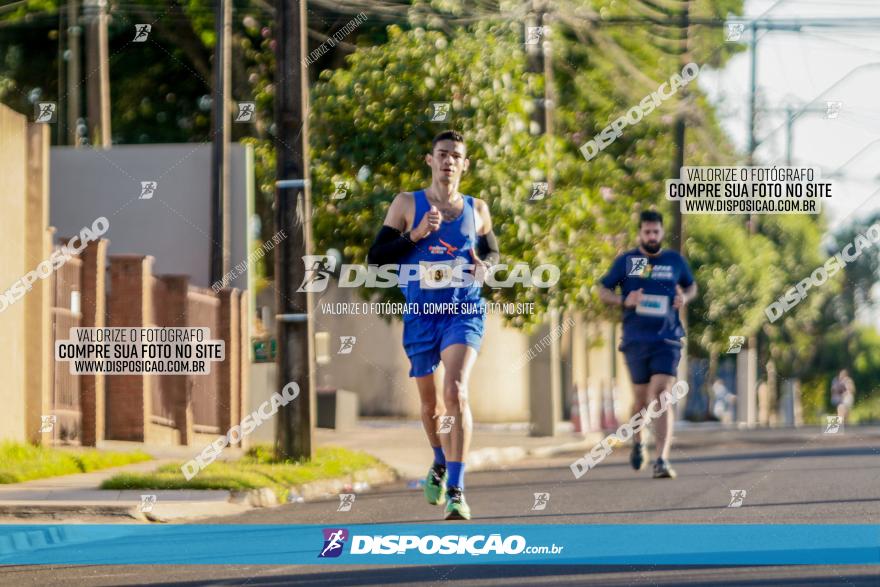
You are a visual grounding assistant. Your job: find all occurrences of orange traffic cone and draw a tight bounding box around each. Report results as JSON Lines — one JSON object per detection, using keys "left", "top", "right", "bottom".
{"left": 601, "top": 384, "right": 619, "bottom": 431}
{"left": 571, "top": 386, "right": 581, "bottom": 433}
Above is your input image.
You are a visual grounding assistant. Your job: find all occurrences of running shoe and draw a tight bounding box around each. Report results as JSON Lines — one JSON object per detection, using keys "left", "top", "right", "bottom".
{"left": 653, "top": 458, "right": 677, "bottom": 479}
{"left": 630, "top": 441, "right": 647, "bottom": 471}
{"left": 444, "top": 486, "right": 471, "bottom": 520}
{"left": 424, "top": 463, "right": 447, "bottom": 505}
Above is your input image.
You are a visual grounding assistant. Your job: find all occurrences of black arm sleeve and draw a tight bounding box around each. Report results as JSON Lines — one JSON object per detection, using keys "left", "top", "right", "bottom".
{"left": 476, "top": 230, "right": 500, "bottom": 265}
{"left": 367, "top": 225, "right": 418, "bottom": 265}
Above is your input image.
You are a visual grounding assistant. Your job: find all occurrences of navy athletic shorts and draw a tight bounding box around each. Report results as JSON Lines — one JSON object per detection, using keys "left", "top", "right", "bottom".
{"left": 620, "top": 339, "right": 682, "bottom": 384}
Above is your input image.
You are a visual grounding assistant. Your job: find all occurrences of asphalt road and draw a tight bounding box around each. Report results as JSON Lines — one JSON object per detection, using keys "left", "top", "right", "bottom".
{"left": 2, "top": 428, "right": 879, "bottom": 586}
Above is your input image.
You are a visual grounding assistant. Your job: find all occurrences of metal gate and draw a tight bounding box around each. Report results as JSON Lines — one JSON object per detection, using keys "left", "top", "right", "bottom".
{"left": 50, "top": 254, "right": 82, "bottom": 444}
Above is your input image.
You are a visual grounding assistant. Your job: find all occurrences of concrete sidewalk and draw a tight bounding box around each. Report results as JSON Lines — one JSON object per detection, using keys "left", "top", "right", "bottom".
{"left": 0, "top": 454, "right": 257, "bottom": 523}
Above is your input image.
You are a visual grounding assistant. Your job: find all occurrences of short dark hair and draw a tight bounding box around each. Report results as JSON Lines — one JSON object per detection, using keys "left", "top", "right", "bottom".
{"left": 432, "top": 130, "right": 466, "bottom": 152}
{"left": 639, "top": 210, "right": 663, "bottom": 227}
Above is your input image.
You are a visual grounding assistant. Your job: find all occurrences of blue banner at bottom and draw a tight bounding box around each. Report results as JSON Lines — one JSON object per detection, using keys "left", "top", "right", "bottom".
{"left": 0, "top": 524, "right": 877, "bottom": 565}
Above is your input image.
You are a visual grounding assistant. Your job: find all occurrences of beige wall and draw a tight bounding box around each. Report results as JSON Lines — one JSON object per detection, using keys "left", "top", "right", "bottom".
{"left": 24, "top": 125, "right": 53, "bottom": 444}
{"left": 0, "top": 106, "right": 32, "bottom": 442}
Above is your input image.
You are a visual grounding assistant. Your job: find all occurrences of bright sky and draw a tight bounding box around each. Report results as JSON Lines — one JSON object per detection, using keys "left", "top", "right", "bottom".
{"left": 699, "top": 0, "right": 880, "bottom": 233}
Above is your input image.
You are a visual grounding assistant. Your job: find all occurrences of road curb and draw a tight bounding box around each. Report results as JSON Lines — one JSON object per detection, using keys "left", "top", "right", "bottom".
{"left": 138, "top": 464, "right": 398, "bottom": 522}
{"left": 0, "top": 503, "right": 142, "bottom": 520}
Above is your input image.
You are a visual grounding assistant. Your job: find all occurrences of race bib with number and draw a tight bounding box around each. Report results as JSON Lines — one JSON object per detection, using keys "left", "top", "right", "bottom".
{"left": 420, "top": 260, "right": 455, "bottom": 289}
{"left": 635, "top": 293, "right": 669, "bottom": 316}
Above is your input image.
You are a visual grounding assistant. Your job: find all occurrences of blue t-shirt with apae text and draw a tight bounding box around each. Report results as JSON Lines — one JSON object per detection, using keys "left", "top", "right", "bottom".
{"left": 600, "top": 248, "right": 695, "bottom": 344}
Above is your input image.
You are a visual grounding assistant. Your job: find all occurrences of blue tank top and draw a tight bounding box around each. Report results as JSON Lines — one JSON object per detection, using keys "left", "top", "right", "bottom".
{"left": 399, "top": 189, "right": 482, "bottom": 305}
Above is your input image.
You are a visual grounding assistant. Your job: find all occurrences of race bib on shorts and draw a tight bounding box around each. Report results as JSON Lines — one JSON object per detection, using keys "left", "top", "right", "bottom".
{"left": 636, "top": 293, "right": 669, "bottom": 317}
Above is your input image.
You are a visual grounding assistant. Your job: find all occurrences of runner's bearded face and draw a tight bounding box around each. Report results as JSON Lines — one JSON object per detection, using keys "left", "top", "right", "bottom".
{"left": 639, "top": 221, "right": 664, "bottom": 254}
{"left": 426, "top": 140, "right": 469, "bottom": 186}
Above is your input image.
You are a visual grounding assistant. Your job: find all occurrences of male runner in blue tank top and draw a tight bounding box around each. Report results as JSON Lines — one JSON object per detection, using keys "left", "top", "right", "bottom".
{"left": 368, "top": 130, "right": 499, "bottom": 520}
{"left": 599, "top": 210, "right": 697, "bottom": 479}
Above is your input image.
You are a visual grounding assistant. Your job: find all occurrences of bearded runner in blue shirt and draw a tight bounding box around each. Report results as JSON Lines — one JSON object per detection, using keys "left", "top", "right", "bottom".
{"left": 599, "top": 210, "right": 698, "bottom": 479}
{"left": 368, "top": 131, "right": 499, "bottom": 520}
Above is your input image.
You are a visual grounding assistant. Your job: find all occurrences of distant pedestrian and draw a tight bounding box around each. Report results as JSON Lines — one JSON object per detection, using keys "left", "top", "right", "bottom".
{"left": 711, "top": 378, "right": 735, "bottom": 424}
{"left": 830, "top": 369, "right": 855, "bottom": 424}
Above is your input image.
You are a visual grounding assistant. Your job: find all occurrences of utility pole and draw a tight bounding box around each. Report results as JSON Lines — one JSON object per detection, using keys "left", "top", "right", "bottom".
{"left": 525, "top": 0, "right": 562, "bottom": 437}
{"left": 274, "top": 0, "right": 316, "bottom": 460}
{"left": 740, "top": 19, "right": 760, "bottom": 428}
{"left": 83, "top": 0, "right": 110, "bottom": 147}
{"left": 671, "top": 0, "right": 690, "bottom": 419}
{"left": 210, "top": 0, "right": 232, "bottom": 285}
{"left": 746, "top": 21, "right": 758, "bottom": 169}
{"left": 67, "top": 0, "right": 82, "bottom": 146}
{"left": 669, "top": 0, "right": 690, "bottom": 254}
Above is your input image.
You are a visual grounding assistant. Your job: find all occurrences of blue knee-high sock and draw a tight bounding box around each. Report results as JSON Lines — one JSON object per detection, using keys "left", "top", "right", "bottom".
{"left": 432, "top": 446, "right": 446, "bottom": 467}
{"left": 447, "top": 461, "right": 465, "bottom": 489}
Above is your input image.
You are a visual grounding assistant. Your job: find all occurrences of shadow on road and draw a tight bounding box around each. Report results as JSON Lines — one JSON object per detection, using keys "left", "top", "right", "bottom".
{"left": 462, "top": 496, "right": 880, "bottom": 522}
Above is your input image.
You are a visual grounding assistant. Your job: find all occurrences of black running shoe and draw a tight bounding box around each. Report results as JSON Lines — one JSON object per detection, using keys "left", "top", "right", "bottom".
{"left": 653, "top": 458, "right": 677, "bottom": 479}
{"left": 630, "top": 442, "right": 647, "bottom": 471}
